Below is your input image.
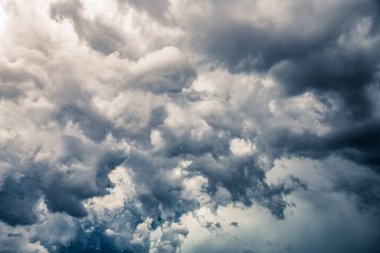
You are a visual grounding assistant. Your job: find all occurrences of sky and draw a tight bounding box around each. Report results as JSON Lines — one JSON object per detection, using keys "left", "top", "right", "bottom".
{"left": 0, "top": 0, "right": 379, "bottom": 252}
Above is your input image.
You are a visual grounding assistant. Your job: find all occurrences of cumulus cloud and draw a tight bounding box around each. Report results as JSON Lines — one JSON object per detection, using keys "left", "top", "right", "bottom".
{"left": 0, "top": 0, "right": 379, "bottom": 252}
{"left": 182, "top": 157, "right": 380, "bottom": 253}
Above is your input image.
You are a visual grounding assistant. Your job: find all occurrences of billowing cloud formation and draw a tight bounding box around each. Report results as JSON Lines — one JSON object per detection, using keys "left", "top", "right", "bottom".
{"left": 0, "top": 0, "right": 379, "bottom": 252}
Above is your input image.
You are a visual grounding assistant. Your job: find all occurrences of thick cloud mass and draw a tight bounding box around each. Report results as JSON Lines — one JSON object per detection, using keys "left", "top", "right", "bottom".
{"left": 0, "top": 0, "right": 379, "bottom": 252}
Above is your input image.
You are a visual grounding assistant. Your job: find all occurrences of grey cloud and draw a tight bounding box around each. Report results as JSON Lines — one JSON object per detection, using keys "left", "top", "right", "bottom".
{"left": 184, "top": 157, "right": 380, "bottom": 253}
{"left": 150, "top": 223, "right": 188, "bottom": 253}
{"left": 122, "top": 0, "right": 171, "bottom": 23}
{"left": 159, "top": 128, "right": 231, "bottom": 158}
{"left": 204, "top": 221, "right": 221, "bottom": 231}
{"left": 0, "top": 60, "right": 45, "bottom": 100}
{"left": 0, "top": 223, "right": 48, "bottom": 253}
{"left": 196, "top": 0, "right": 380, "bottom": 83}
{"left": 188, "top": 155, "right": 305, "bottom": 219}
{"left": 186, "top": 0, "right": 380, "bottom": 168}
{"left": 54, "top": 105, "right": 114, "bottom": 143}
{"left": 320, "top": 158, "right": 380, "bottom": 213}
{"left": 41, "top": 146, "right": 126, "bottom": 218}
{"left": 0, "top": 64, "right": 28, "bottom": 99}
{"left": 1, "top": 0, "right": 380, "bottom": 252}
{"left": 0, "top": 175, "right": 41, "bottom": 226}
{"left": 50, "top": 0, "right": 126, "bottom": 56}
{"left": 230, "top": 221, "right": 239, "bottom": 227}
{"left": 265, "top": 120, "right": 380, "bottom": 171}
{"left": 124, "top": 153, "right": 198, "bottom": 224}
{"left": 0, "top": 144, "right": 126, "bottom": 224}
{"left": 130, "top": 47, "right": 196, "bottom": 93}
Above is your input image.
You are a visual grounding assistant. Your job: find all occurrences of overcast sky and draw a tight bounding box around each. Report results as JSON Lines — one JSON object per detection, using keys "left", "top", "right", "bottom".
{"left": 0, "top": 0, "right": 380, "bottom": 252}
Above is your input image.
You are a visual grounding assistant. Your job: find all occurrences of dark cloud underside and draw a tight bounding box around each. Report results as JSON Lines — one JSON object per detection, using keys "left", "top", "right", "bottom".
{"left": 0, "top": 0, "right": 379, "bottom": 253}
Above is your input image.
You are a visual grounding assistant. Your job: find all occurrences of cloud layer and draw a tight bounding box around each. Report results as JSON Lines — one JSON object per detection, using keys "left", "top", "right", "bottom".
{"left": 0, "top": 0, "right": 379, "bottom": 252}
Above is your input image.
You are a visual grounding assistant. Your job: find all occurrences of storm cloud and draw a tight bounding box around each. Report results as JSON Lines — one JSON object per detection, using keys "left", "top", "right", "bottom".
{"left": 0, "top": 0, "right": 379, "bottom": 252}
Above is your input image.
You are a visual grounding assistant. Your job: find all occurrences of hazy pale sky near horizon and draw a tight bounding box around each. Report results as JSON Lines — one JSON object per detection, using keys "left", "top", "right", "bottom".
{"left": 0, "top": 0, "right": 380, "bottom": 252}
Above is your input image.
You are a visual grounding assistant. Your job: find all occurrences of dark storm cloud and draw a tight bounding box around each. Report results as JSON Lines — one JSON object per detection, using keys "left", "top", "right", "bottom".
{"left": 188, "top": 155, "right": 305, "bottom": 219}
{"left": 191, "top": 0, "right": 380, "bottom": 169}
{"left": 325, "top": 120, "right": 380, "bottom": 168}
{"left": 41, "top": 144, "right": 126, "bottom": 218}
{"left": 198, "top": 0, "right": 380, "bottom": 90}
{"left": 0, "top": 146, "right": 126, "bottom": 225}
{"left": 1, "top": 0, "right": 380, "bottom": 252}
{"left": 322, "top": 158, "right": 380, "bottom": 213}
{"left": 266, "top": 119, "right": 380, "bottom": 172}
{"left": 123, "top": 152, "right": 198, "bottom": 224}
{"left": 159, "top": 127, "right": 231, "bottom": 158}
{"left": 0, "top": 175, "right": 41, "bottom": 226}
